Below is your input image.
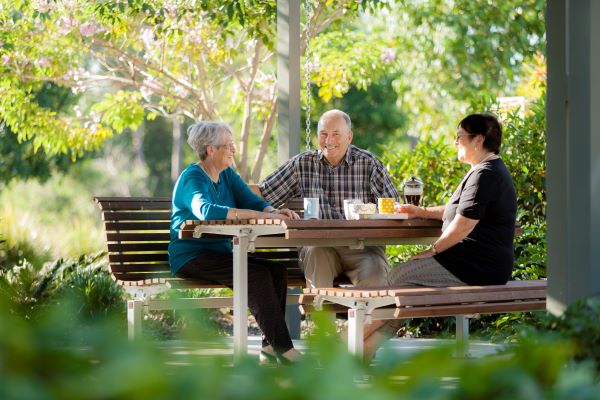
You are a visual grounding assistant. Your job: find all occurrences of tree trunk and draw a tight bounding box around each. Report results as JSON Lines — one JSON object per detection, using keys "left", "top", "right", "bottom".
{"left": 171, "top": 116, "right": 182, "bottom": 185}
{"left": 251, "top": 85, "right": 278, "bottom": 182}
{"left": 238, "top": 98, "right": 252, "bottom": 181}
{"left": 132, "top": 123, "right": 146, "bottom": 166}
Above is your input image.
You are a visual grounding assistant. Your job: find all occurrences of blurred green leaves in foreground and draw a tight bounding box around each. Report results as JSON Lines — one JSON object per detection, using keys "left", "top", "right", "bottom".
{"left": 1, "top": 281, "right": 600, "bottom": 400}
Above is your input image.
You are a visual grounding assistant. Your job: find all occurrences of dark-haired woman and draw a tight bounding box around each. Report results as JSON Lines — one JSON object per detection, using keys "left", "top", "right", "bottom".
{"left": 363, "top": 113, "right": 517, "bottom": 360}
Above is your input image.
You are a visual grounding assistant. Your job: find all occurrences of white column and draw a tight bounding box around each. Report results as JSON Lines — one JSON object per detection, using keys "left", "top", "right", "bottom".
{"left": 546, "top": 0, "right": 600, "bottom": 313}
{"left": 277, "top": 0, "right": 301, "bottom": 164}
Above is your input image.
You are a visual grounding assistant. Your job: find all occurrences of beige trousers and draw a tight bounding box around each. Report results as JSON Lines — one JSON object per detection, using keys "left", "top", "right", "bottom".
{"left": 299, "top": 246, "right": 390, "bottom": 288}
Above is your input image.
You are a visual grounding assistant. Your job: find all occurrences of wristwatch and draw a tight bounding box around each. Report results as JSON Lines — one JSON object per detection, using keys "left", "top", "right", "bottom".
{"left": 430, "top": 243, "right": 439, "bottom": 255}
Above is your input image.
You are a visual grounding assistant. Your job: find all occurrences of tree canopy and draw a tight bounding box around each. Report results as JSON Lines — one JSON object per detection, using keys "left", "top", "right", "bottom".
{"left": 308, "top": 0, "right": 545, "bottom": 138}
{"left": 1, "top": 0, "right": 545, "bottom": 180}
{"left": 0, "top": 0, "right": 388, "bottom": 180}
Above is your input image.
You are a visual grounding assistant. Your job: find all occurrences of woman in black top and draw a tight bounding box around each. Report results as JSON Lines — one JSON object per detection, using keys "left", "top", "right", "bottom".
{"left": 363, "top": 113, "right": 517, "bottom": 360}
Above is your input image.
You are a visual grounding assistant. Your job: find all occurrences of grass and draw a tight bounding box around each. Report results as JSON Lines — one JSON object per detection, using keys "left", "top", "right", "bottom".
{"left": 0, "top": 170, "right": 104, "bottom": 267}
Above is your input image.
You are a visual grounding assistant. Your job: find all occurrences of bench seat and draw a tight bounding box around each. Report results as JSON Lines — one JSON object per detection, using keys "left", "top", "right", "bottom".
{"left": 94, "top": 196, "right": 348, "bottom": 340}
{"left": 299, "top": 280, "right": 547, "bottom": 357}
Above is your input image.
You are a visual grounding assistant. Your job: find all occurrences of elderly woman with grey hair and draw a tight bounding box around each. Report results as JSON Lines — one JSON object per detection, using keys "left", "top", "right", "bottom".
{"left": 169, "top": 121, "right": 301, "bottom": 364}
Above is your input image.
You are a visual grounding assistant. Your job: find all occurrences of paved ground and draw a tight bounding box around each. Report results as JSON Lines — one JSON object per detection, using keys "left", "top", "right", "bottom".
{"left": 156, "top": 335, "right": 506, "bottom": 366}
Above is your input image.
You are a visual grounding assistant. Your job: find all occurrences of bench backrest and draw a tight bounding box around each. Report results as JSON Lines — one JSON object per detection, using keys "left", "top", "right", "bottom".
{"left": 94, "top": 196, "right": 307, "bottom": 287}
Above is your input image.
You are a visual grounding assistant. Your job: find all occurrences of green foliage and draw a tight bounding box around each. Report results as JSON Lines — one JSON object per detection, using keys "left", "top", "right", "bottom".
{"left": 515, "top": 299, "right": 600, "bottom": 373}
{"left": 142, "top": 115, "right": 180, "bottom": 195}
{"left": 0, "top": 81, "right": 83, "bottom": 184}
{"left": 143, "top": 288, "right": 225, "bottom": 340}
{"left": 53, "top": 256, "right": 126, "bottom": 321}
{"left": 91, "top": 91, "right": 145, "bottom": 133}
{"left": 310, "top": 30, "right": 398, "bottom": 102}
{"left": 383, "top": 134, "right": 467, "bottom": 205}
{"left": 0, "top": 121, "right": 75, "bottom": 184}
{"left": 0, "top": 252, "right": 125, "bottom": 323}
{"left": 399, "top": 0, "right": 545, "bottom": 99}
{"left": 0, "top": 171, "right": 106, "bottom": 266}
{"left": 309, "top": 77, "right": 410, "bottom": 156}
{"left": 1, "top": 0, "right": 546, "bottom": 182}
{"left": 0, "top": 78, "right": 114, "bottom": 158}
{"left": 1, "top": 294, "right": 599, "bottom": 399}
{"left": 313, "top": 0, "right": 545, "bottom": 140}
{"left": 0, "top": 259, "right": 56, "bottom": 313}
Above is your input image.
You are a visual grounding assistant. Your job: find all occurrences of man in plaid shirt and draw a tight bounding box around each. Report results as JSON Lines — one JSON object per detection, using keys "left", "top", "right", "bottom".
{"left": 259, "top": 109, "right": 400, "bottom": 288}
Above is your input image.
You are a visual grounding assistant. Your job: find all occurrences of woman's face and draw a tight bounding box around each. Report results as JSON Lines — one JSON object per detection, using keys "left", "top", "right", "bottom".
{"left": 212, "top": 131, "right": 236, "bottom": 170}
{"left": 455, "top": 127, "right": 479, "bottom": 165}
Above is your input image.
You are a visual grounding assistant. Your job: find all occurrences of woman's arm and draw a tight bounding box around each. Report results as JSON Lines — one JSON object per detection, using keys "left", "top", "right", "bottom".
{"left": 226, "top": 207, "right": 299, "bottom": 220}
{"left": 411, "top": 214, "right": 479, "bottom": 260}
{"left": 397, "top": 204, "right": 446, "bottom": 220}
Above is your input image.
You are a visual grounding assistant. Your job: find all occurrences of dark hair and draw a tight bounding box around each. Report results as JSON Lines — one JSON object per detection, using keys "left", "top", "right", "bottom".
{"left": 458, "top": 113, "right": 502, "bottom": 154}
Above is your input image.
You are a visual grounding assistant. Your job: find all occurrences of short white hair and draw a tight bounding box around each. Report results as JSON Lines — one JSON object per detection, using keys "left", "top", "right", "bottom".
{"left": 317, "top": 109, "right": 352, "bottom": 132}
{"left": 187, "top": 121, "right": 232, "bottom": 160}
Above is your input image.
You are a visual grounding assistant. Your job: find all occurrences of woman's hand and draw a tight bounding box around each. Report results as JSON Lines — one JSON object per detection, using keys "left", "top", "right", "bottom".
{"left": 396, "top": 204, "right": 424, "bottom": 219}
{"left": 410, "top": 248, "right": 436, "bottom": 260}
{"left": 409, "top": 214, "right": 479, "bottom": 260}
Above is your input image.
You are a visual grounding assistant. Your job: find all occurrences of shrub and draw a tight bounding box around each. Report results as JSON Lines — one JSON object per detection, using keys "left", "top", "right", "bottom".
{"left": 1, "top": 297, "right": 599, "bottom": 400}
{"left": 0, "top": 252, "right": 126, "bottom": 323}
{"left": 519, "top": 298, "right": 600, "bottom": 372}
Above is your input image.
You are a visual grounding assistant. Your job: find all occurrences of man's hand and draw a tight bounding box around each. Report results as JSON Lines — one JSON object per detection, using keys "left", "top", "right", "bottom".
{"left": 272, "top": 208, "right": 301, "bottom": 220}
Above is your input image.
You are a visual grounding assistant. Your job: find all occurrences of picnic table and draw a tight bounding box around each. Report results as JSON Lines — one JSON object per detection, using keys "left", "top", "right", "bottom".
{"left": 180, "top": 218, "right": 443, "bottom": 359}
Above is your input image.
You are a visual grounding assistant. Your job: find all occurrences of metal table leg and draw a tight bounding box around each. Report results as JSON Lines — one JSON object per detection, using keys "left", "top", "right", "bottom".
{"left": 233, "top": 236, "right": 249, "bottom": 361}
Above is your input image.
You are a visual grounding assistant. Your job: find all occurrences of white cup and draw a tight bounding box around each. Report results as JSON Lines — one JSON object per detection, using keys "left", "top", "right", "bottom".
{"left": 343, "top": 199, "right": 362, "bottom": 220}
{"left": 303, "top": 197, "right": 320, "bottom": 219}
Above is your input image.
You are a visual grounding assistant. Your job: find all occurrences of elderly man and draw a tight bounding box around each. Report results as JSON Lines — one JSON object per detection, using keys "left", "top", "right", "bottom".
{"left": 259, "top": 109, "right": 400, "bottom": 288}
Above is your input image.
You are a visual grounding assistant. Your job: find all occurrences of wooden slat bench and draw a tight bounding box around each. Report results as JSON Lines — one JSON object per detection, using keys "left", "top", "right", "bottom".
{"left": 94, "top": 195, "right": 349, "bottom": 340}
{"left": 299, "top": 280, "right": 547, "bottom": 358}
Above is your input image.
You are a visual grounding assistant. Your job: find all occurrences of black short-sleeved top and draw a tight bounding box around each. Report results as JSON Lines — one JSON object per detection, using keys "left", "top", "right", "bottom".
{"left": 434, "top": 158, "right": 517, "bottom": 285}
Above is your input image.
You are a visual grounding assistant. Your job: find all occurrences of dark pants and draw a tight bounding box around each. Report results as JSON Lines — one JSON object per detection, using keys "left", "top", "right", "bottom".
{"left": 177, "top": 251, "right": 293, "bottom": 353}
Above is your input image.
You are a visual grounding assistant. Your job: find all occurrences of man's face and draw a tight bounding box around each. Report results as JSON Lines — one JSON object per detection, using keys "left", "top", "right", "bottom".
{"left": 318, "top": 114, "right": 352, "bottom": 166}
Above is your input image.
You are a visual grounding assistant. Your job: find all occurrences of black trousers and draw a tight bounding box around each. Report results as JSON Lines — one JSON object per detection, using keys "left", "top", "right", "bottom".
{"left": 177, "top": 251, "right": 293, "bottom": 353}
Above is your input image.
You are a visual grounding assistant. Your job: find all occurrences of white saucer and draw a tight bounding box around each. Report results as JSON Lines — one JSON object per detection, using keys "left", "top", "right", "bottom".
{"left": 365, "top": 213, "right": 408, "bottom": 220}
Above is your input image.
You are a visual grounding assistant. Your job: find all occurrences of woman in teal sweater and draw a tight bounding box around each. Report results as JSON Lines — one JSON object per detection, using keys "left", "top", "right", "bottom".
{"left": 169, "top": 121, "right": 301, "bottom": 365}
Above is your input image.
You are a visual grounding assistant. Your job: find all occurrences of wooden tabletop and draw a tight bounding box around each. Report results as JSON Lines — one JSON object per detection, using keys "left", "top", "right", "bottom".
{"left": 180, "top": 218, "right": 443, "bottom": 240}
{"left": 281, "top": 218, "right": 442, "bottom": 240}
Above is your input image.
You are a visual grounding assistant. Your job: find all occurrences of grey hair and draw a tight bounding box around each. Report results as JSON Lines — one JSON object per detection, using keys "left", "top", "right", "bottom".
{"left": 317, "top": 109, "right": 352, "bottom": 132}
{"left": 187, "top": 121, "right": 232, "bottom": 161}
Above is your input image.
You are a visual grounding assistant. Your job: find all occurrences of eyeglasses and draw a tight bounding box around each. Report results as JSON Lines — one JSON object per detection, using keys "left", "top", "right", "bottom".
{"left": 216, "top": 142, "right": 236, "bottom": 151}
{"left": 455, "top": 133, "right": 475, "bottom": 143}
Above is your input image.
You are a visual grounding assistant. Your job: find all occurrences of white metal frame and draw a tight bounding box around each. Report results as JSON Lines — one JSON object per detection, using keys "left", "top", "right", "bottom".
{"left": 311, "top": 294, "right": 472, "bottom": 358}
{"left": 192, "top": 222, "right": 438, "bottom": 360}
{"left": 124, "top": 283, "right": 300, "bottom": 342}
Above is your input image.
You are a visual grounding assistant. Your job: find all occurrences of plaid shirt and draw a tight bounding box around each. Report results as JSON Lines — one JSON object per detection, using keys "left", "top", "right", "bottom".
{"left": 259, "top": 145, "right": 399, "bottom": 219}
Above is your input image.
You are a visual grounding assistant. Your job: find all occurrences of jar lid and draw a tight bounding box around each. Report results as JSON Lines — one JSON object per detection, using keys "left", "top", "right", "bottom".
{"left": 403, "top": 176, "right": 423, "bottom": 188}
